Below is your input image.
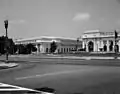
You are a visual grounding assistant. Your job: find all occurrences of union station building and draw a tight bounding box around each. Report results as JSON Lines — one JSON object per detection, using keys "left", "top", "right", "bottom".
{"left": 82, "top": 30, "right": 120, "bottom": 52}
{"left": 14, "top": 30, "right": 120, "bottom": 53}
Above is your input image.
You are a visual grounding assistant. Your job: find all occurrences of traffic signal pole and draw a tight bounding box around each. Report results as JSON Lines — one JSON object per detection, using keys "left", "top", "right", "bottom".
{"left": 114, "top": 30, "right": 118, "bottom": 59}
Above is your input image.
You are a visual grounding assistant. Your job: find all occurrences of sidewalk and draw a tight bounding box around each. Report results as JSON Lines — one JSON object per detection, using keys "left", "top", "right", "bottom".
{"left": 0, "top": 62, "right": 18, "bottom": 69}
{"left": 10, "top": 54, "right": 120, "bottom": 60}
{"left": 45, "top": 54, "right": 118, "bottom": 60}
{"left": 47, "top": 56, "right": 115, "bottom": 60}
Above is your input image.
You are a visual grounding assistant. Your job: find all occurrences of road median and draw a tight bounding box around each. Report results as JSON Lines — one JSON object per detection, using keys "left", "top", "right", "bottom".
{"left": 0, "top": 62, "right": 18, "bottom": 69}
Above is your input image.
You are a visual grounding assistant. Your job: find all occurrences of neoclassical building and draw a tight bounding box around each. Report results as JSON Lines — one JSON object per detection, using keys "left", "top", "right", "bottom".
{"left": 15, "top": 36, "right": 82, "bottom": 53}
{"left": 82, "top": 30, "right": 120, "bottom": 52}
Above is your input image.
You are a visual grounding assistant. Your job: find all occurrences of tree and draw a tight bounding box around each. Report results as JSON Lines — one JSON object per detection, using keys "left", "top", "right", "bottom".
{"left": 50, "top": 41, "right": 57, "bottom": 53}
{"left": 0, "top": 36, "right": 16, "bottom": 54}
{"left": 16, "top": 43, "right": 37, "bottom": 54}
{"left": 25, "top": 43, "right": 37, "bottom": 54}
{"left": 8, "top": 38, "right": 16, "bottom": 54}
{"left": 0, "top": 36, "right": 22, "bottom": 55}
{"left": 0, "top": 36, "right": 6, "bottom": 54}
{"left": 17, "top": 44, "right": 26, "bottom": 54}
{"left": 13, "top": 44, "right": 18, "bottom": 54}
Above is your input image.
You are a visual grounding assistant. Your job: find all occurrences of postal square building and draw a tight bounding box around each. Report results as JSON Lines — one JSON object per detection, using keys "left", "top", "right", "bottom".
{"left": 15, "top": 36, "right": 82, "bottom": 54}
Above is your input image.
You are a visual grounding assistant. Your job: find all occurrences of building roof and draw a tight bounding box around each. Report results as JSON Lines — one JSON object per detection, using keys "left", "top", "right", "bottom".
{"left": 15, "top": 36, "right": 77, "bottom": 42}
{"left": 84, "top": 30, "right": 100, "bottom": 34}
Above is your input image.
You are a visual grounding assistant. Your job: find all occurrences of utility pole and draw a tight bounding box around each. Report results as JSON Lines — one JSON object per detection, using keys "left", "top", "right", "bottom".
{"left": 4, "top": 20, "right": 9, "bottom": 63}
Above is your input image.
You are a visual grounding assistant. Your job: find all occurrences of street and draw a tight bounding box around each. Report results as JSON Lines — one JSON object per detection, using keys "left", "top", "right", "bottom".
{"left": 0, "top": 55, "right": 120, "bottom": 94}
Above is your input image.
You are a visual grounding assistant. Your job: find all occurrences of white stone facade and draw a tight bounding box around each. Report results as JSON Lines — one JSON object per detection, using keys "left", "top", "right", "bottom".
{"left": 82, "top": 30, "right": 120, "bottom": 52}
{"left": 15, "top": 36, "right": 82, "bottom": 53}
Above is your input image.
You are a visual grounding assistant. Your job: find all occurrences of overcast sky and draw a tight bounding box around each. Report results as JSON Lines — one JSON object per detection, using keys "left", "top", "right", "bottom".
{"left": 0, "top": 0, "right": 120, "bottom": 39}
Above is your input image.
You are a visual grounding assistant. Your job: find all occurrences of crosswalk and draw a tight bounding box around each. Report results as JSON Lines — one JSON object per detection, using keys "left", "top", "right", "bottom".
{"left": 0, "top": 82, "right": 40, "bottom": 93}
{"left": 0, "top": 83, "right": 56, "bottom": 94}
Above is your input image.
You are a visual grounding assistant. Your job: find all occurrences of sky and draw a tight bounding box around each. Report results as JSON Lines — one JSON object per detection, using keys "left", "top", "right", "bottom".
{"left": 0, "top": 0, "right": 120, "bottom": 39}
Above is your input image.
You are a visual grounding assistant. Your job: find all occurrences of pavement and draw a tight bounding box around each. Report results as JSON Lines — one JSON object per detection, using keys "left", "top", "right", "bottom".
{"left": 0, "top": 54, "right": 119, "bottom": 69}
{"left": 0, "top": 82, "right": 40, "bottom": 93}
{"left": 1, "top": 55, "right": 120, "bottom": 94}
{"left": 10, "top": 54, "right": 117, "bottom": 60}
{"left": 31, "top": 54, "right": 120, "bottom": 60}
{"left": 46, "top": 55, "right": 115, "bottom": 60}
{"left": 1, "top": 62, "right": 120, "bottom": 94}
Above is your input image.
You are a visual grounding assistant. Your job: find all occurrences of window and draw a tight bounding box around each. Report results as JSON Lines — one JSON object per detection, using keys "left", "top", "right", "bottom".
{"left": 64, "top": 48, "right": 66, "bottom": 52}
{"left": 103, "top": 40, "right": 107, "bottom": 45}
{"left": 46, "top": 48, "right": 49, "bottom": 53}
{"left": 67, "top": 48, "right": 69, "bottom": 52}
{"left": 69, "top": 48, "right": 71, "bottom": 51}
{"left": 61, "top": 48, "right": 63, "bottom": 53}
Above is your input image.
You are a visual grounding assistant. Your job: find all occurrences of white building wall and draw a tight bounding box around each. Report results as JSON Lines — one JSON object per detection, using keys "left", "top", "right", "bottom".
{"left": 15, "top": 36, "right": 82, "bottom": 54}
{"left": 118, "top": 40, "right": 120, "bottom": 52}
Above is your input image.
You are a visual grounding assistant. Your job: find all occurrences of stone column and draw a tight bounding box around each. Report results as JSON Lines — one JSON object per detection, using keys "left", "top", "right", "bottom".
{"left": 94, "top": 39, "right": 97, "bottom": 52}
{"left": 82, "top": 41, "right": 85, "bottom": 48}
{"left": 36, "top": 44, "right": 40, "bottom": 53}
{"left": 113, "top": 40, "right": 115, "bottom": 52}
{"left": 86, "top": 42, "right": 89, "bottom": 52}
{"left": 107, "top": 40, "right": 109, "bottom": 52}
{"left": 40, "top": 44, "right": 44, "bottom": 53}
{"left": 96, "top": 41, "right": 99, "bottom": 52}
{"left": 35, "top": 44, "right": 38, "bottom": 53}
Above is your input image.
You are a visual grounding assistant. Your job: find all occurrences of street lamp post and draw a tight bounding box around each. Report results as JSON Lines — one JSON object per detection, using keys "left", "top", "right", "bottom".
{"left": 4, "top": 20, "right": 9, "bottom": 63}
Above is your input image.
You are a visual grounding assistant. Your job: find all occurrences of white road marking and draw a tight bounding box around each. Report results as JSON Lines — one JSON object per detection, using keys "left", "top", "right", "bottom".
{"left": 15, "top": 70, "right": 80, "bottom": 80}
{"left": 0, "top": 82, "right": 40, "bottom": 92}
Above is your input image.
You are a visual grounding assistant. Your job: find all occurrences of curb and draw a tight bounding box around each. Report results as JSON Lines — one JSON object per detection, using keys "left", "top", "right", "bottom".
{"left": 10, "top": 55, "right": 120, "bottom": 60}
{"left": 38, "top": 56, "right": 116, "bottom": 60}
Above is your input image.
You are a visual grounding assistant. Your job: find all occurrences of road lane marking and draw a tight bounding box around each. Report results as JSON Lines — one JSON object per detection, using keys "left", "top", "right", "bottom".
{"left": 0, "top": 82, "right": 40, "bottom": 92}
{"left": 15, "top": 70, "right": 81, "bottom": 80}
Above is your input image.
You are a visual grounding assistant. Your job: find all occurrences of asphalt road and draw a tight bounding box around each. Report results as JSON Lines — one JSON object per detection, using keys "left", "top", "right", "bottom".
{"left": 0, "top": 55, "right": 120, "bottom": 94}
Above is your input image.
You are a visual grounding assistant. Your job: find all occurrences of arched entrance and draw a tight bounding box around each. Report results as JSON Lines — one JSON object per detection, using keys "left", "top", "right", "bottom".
{"left": 88, "top": 41, "right": 94, "bottom": 52}
{"left": 103, "top": 45, "right": 107, "bottom": 51}
{"left": 109, "top": 40, "right": 113, "bottom": 51}
{"left": 46, "top": 48, "right": 49, "bottom": 53}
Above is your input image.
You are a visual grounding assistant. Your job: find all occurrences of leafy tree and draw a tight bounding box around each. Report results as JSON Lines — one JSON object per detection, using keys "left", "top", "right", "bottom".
{"left": 13, "top": 44, "right": 18, "bottom": 54}
{"left": 0, "top": 36, "right": 6, "bottom": 54}
{"left": 0, "top": 36, "right": 16, "bottom": 54}
{"left": 50, "top": 41, "right": 57, "bottom": 53}
{"left": 17, "top": 44, "right": 26, "bottom": 54}
{"left": 16, "top": 43, "right": 37, "bottom": 54}
{"left": 25, "top": 43, "right": 37, "bottom": 54}
{"left": 8, "top": 38, "right": 16, "bottom": 54}
{"left": 31, "top": 44, "right": 37, "bottom": 52}
{"left": 0, "top": 36, "right": 22, "bottom": 55}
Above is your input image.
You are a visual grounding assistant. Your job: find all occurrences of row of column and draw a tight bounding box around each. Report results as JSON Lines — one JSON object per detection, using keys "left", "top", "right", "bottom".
{"left": 35, "top": 44, "right": 78, "bottom": 53}
{"left": 35, "top": 44, "right": 45, "bottom": 53}
{"left": 83, "top": 39, "right": 120, "bottom": 52}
